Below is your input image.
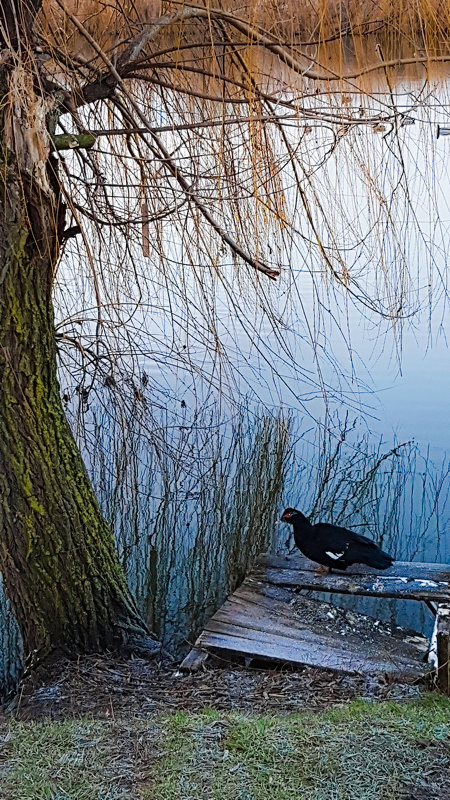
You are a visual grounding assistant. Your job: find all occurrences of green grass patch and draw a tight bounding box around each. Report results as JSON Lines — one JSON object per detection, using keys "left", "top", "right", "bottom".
{"left": 1, "top": 697, "right": 449, "bottom": 800}
{"left": 146, "top": 696, "right": 450, "bottom": 800}
{"left": 0, "top": 718, "right": 147, "bottom": 800}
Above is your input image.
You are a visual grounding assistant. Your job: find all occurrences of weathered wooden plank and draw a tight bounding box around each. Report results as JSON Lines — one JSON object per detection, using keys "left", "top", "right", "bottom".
{"left": 257, "top": 553, "right": 450, "bottom": 581}
{"left": 199, "top": 627, "right": 367, "bottom": 672}
{"left": 200, "top": 629, "right": 364, "bottom": 671}
{"left": 212, "top": 602, "right": 313, "bottom": 639}
{"left": 180, "top": 554, "right": 448, "bottom": 676}
{"left": 179, "top": 646, "right": 210, "bottom": 671}
{"left": 204, "top": 615, "right": 362, "bottom": 664}
{"left": 436, "top": 604, "right": 450, "bottom": 695}
{"left": 215, "top": 591, "right": 328, "bottom": 640}
{"left": 179, "top": 585, "right": 297, "bottom": 671}
{"left": 204, "top": 614, "right": 422, "bottom": 665}
{"left": 232, "top": 586, "right": 425, "bottom": 657}
{"left": 233, "top": 583, "right": 293, "bottom": 605}
{"left": 198, "top": 623, "right": 424, "bottom": 675}
{"left": 250, "top": 564, "right": 450, "bottom": 601}
{"left": 229, "top": 586, "right": 304, "bottom": 621}
{"left": 201, "top": 584, "right": 427, "bottom": 673}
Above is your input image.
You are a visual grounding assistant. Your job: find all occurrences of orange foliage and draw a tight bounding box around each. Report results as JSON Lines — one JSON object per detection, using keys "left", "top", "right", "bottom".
{"left": 38, "top": 0, "right": 450, "bottom": 60}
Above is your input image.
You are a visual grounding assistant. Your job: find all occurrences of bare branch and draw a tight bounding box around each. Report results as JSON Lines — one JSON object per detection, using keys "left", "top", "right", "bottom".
{"left": 55, "top": 0, "right": 280, "bottom": 280}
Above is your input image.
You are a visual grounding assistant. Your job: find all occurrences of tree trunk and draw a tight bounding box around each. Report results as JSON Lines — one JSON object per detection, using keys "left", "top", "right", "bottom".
{"left": 0, "top": 59, "right": 158, "bottom": 672}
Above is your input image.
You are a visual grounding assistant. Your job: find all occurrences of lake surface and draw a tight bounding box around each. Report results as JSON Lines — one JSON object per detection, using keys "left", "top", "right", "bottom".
{"left": 2, "top": 75, "right": 450, "bottom": 694}
{"left": 77, "top": 78, "right": 450, "bottom": 650}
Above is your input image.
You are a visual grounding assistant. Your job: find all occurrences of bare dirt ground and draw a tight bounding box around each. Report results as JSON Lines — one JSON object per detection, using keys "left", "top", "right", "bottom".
{"left": 2, "top": 657, "right": 429, "bottom": 724}
{"left": 1, "top": 653, "right": 427, "bottom": 722}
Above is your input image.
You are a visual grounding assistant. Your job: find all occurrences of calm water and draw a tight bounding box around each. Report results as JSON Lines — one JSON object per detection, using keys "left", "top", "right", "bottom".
{"left": 78, "top": 80, "right": 450, "bottom": 648}
{"left": 2, "top": 78, "right": 450, "bottom": 693}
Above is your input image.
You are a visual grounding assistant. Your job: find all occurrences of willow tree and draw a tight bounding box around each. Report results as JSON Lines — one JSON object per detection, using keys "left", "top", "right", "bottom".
{"left": 0, "top": 0, "right": 447, "bottom": 674}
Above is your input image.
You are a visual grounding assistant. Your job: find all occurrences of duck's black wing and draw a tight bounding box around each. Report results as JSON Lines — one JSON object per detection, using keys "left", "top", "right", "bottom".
{"left": 313, "top": 523, "right": 394, "bottom": 569}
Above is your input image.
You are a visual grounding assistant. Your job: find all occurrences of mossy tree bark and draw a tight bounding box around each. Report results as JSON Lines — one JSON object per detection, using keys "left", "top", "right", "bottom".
{"left": 0, "top": 13, "right": 158, "bottom": 672}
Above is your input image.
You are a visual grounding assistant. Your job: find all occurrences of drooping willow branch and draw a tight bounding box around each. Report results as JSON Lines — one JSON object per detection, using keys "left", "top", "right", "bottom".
{"left": 54, "top": 0, "right": 281, "bottom": 279}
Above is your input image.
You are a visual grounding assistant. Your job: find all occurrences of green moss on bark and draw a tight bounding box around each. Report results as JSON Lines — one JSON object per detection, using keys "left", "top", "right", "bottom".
{"left": 0, "top": 65, "right": 156, "bottom": 669}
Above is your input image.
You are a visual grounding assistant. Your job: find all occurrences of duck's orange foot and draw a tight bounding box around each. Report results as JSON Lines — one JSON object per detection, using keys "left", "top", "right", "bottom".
{"left": 314, "top": 564, "right": 330, "bottom": 576}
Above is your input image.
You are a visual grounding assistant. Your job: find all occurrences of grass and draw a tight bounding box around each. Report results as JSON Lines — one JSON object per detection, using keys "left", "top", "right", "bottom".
{"left": 0, "top": 718, "right": 136, "bottom": 800}
{"left": 1, "top": 696, "right": 450, "bottom": 800}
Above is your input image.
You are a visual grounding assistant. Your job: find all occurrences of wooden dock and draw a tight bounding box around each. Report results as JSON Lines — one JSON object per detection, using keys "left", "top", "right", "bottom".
{"left": 181, "top": 554, "right": 450, "bottom": 693}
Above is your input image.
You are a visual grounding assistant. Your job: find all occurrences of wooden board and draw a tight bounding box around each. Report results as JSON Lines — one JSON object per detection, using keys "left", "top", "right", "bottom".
{"left": 257, "top": 553, "right": 450, "bottom": 581}
{"left": 178, "top": 646, "right": 209, "bottom": 671}
{"left": 437, "top": 604, "right": 450, "bottom": 694}
{"left": 181, "top": 579, "right": 428, "bottom": 676}
{"left": 251, "top": 555, "right": 450, "bottom": 601}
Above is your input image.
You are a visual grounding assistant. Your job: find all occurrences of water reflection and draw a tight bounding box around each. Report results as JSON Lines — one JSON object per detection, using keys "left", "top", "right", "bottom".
{"left": 281, "top": 419, "right": 450, "bottom": 637}
{"left": 85, "top": 399, "right": 450, "bottom": 652}
{"left": 2, "top": 71, "right": 450, "bottom": 692}
{"left": 83, "top": 403, "right": 289, "bottom": 654}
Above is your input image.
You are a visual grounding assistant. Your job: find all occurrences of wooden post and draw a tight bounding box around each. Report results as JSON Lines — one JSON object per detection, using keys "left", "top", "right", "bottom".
{"left": 436, "top": 604, "right": 450, "bottom": 695}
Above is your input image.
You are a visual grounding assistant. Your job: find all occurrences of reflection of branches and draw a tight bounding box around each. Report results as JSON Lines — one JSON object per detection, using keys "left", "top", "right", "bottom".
{"left": 55, "top": 0, "right": 280, "bottom": 279}
{"left": 34, "top": 0, "right": 450, "bottom": 437}
{"left": 287, "top": 417, "right": 450, "bottom": 561}
{"left": 33, "top": 0, "right": 450, "bottom": 647}
{"left": 82, "top": 395, "right": 290, "bottom": 653}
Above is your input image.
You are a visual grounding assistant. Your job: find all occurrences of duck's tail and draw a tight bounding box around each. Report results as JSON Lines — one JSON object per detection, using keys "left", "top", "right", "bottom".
{"left": 363, "top": 546, "right": 394, "bottom": 570}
